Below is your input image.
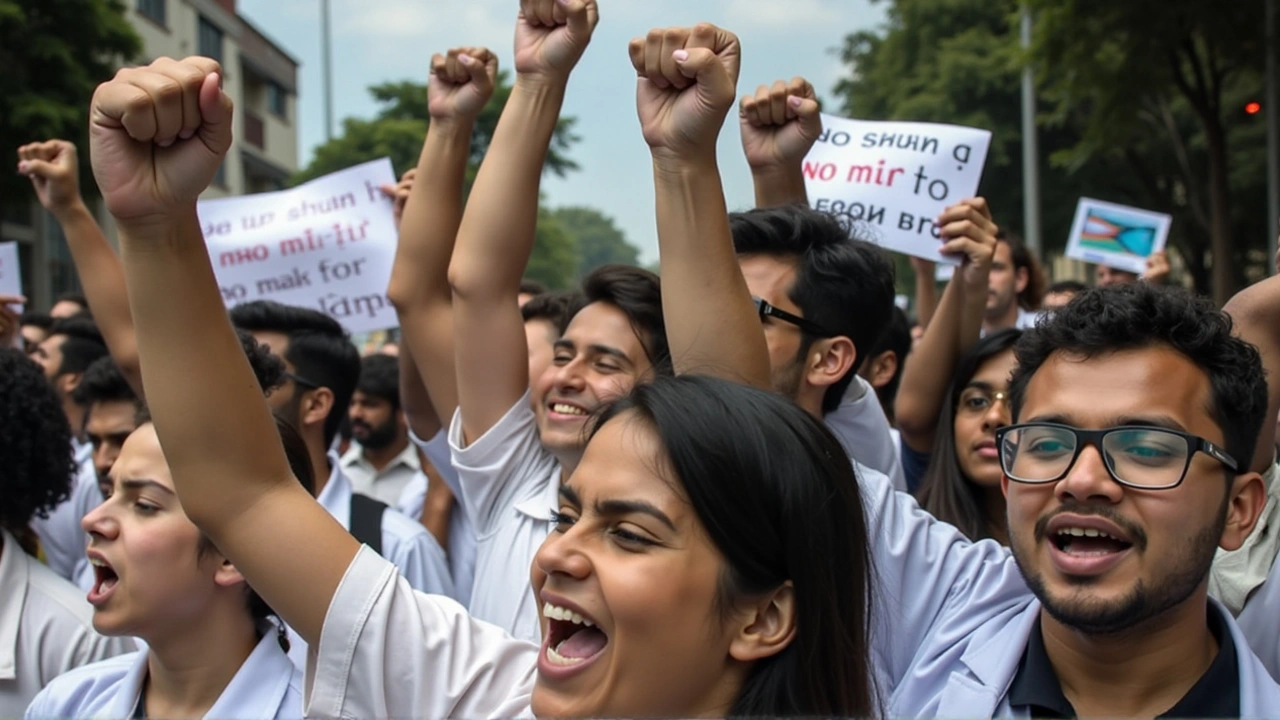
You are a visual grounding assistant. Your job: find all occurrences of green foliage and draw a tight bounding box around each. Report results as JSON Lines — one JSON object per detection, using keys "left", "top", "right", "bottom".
{"left": 0, "top": 0, "right": 140, "bottom": 209}
{"left": 835, "top": 0, "right": 1270, "bottom": 299}
{"left": 293, "top": 71, "right": 579, "bottom": 184}
{"left": 527, "top": 208, "right": 578, "bottom": 290}
{"left": 551, "top": 206, "right": 640, "bottom": 278}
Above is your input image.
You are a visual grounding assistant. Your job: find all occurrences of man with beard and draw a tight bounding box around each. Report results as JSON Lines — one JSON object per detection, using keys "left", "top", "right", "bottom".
{"left": 875, "top": 282, "right": 1279, "bottom": 716}
{"left": 980, "top": 231, "right": 1043, "bottom": 335}
{"left": 342, "top": 353, "right": 419, "bottom": 505}
{"left": 227, "top": 301, "right": 453, "bottom": 602}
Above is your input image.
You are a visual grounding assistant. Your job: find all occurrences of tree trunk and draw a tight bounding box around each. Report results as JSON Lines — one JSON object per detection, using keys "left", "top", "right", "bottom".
{"left": 1203, "top": 117, "right": 1235, "bottom": 305}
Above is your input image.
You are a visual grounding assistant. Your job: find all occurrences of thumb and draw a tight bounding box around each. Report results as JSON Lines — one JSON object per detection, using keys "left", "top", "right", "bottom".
{"left": 459, "top": 54, "right": 495, "bottom": 97}
{"left": 197, "top": 73, "right": 235, "bottom": 155}
{"left": 674, "top": 48, "right": 734, "bottom": 108}
{"left": 562, "top": 0, "right": 598, "bottom": 43}
{"left": 789, "top": 95, "right": 823, "bottom": 141}
{"left": 18, "top": 158, "right": 59, "bottom": 179}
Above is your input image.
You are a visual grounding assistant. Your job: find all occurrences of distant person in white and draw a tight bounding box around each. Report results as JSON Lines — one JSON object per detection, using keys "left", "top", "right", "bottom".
{"left": 341, "top": 354, "right": 421, "bottom": 505}
{"left": 0, "top": 348, "right": 131, "bottom": 717}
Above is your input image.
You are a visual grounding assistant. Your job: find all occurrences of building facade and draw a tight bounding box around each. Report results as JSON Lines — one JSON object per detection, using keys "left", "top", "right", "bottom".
{"left": 1, "top": 0, "right": 299, "bottom": 310}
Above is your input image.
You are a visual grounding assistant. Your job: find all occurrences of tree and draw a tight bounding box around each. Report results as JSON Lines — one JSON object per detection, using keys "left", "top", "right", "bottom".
{"left": 1027, "top": 0, "right": 1265, "bottom": 302}
{"left": 552, "top": 206, "right": 639, "bottom": 278}
{"left": 528, "top": 209, "right": 577, "bottom": 290}
{"left": 294, "top": 71, "right": 579, "bottom": 184}
{"left": 0, "top": 0, "right": 140, "bottom": 210}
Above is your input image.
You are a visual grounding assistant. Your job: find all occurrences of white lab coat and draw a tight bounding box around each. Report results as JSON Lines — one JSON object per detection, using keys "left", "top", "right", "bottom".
{"left": 24, "top": 630, "right": 303, "bottom": 719}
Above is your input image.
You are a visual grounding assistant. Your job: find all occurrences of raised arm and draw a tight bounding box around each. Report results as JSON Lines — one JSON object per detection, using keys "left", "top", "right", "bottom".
{"left": 91, "top": 57, "right": 357, "bottom": 644}
{"left": 894, "top": 199, "right": 997, "bottom": 453}
{"left": 388, "top": 48, "right": 498, "bottom": 439}
{"left": 17, "top": 140, "right": 142, "bottom": 395}
{"left": 630, "top": 24, "right": 769, "bottom": 388}
{"left": 740, "top": 77, "right": 821, "bottom": 208}
{"left": 910, "top": 257, "right": 940, "bottom": 329}
{"left": 448, "top": 0, "right": 597, "bottom": 443}
{"left": 1224, "top": 267, "right": 1280, "bottom": 474}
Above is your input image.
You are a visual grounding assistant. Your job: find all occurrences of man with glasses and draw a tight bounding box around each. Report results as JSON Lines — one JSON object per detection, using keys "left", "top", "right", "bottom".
{"left": 877, "top": 281, "right": 1279, "bottom": 716}
{"left": 227, "top": 301, "right": 453, "bottom": 612}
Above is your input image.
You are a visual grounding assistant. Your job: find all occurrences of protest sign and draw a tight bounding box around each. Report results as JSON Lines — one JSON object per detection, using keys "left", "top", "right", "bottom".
{"left": 804, "top": 116, "right": 992, "bottom": 264}
{"left": 197, "top": 158, "right": 398, "bottom": 334}
{"left": 0, "top": 241, "right": 22, "bottom": 305}
{"left": 1065, "top": 198, "right": 1170, "bottom": 275}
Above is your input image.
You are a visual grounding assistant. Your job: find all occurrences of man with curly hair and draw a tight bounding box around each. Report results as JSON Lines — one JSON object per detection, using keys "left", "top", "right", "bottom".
{"left": 0, "top": 349, "right": 133, "bottom": 716}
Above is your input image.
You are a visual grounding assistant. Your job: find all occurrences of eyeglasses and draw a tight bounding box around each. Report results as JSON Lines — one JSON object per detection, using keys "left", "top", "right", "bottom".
{"left": 284, "top": 372, "right": 321, "bottom": 390}
{"left": 752, "top": 297, "right": 834, "bottom": 338}
{"left": 996, "top": 422, "right": 1239, "bottom": 490}
{"left": 957, "top": 388, "right": 1009, "bottom": 416}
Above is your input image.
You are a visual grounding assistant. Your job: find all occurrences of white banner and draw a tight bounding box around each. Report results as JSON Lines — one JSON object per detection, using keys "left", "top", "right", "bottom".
{"left": 1065, "top": 197, "right": 1171, "bottom": 275}
{"left": 804, "top": 116, "right": 992, "bottom": 264}
{"left": 197, "top": 158, "right": 399, "bottom": 334}
{"left": 0, "top": 241, "right": 21, "bottom": 348}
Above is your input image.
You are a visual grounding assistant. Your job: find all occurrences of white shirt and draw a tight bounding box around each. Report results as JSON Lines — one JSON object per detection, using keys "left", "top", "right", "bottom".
{"left": 403, "top": 430, "right": 477, "bottom": 609}
{"left": 340, "top": 441, "right": 420, "bottom": 506}
{"left": 25, "top": 629, "right": 304, "bottom": 719}
{"left": 447, "top": 392, "right": 560, "bottom": 644}
{"left": 30, "top": 448, "right": 102, "bottom": 586}
{"left": 824, "top": 375, "right": 908, "bottom": 491}
{"left": 305, "top": 546, "right": 536, "bottom": 719}
{"left": 286, "top": 456, "right": 455, "bottom": 671}
{"left": 0, "top": 530, "right": 134, "bottom": 718}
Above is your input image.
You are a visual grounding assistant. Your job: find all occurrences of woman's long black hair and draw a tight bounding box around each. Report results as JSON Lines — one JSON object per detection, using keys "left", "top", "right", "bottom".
{"left": 591, "top": 374, "right": 878, "bottom": 717}
{"left": 916, "top": 328, "right": 1022, "bottom": 542}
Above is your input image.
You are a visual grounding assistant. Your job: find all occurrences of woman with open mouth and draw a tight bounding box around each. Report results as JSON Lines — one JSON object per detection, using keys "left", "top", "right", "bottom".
{"left": 24, "top": 336, "right": 315, "bottom": 720}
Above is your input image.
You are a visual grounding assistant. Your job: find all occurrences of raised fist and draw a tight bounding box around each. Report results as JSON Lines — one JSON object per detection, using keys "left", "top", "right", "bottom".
{"left": 513, "top": 0, "right": 598, "bottom": 84}
{"left": 88, "top": 56, "right": 233, "bottom": 225}
{"left": 429, "top": 47, "right": 498, "bottom": 121}
{"left": 17, "top": 140, "right": 84, "bottom": 215}
{"left": 629, "top": 24, "right": 741, "bottom": 161}
{"left": 739, "top": 77, "right": 821, "bottom": 171}
{"left": 936, "top": 197, "right": 998, "bottom": 290}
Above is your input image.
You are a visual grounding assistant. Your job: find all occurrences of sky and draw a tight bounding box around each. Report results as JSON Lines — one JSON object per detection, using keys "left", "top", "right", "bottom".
{"left": 236, "top": 0, "right": 887, "bottom": 263}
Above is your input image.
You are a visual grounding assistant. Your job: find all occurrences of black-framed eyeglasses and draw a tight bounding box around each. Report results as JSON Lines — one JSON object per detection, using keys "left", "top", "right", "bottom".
{"left": 996, "top": 422, "right": 1239, "bottom": 490}
{"left": 284, "top": 372, "right": 320, "bottom": 390}
{"left": 752, "top": 297, "right": 834, "bottom": 338}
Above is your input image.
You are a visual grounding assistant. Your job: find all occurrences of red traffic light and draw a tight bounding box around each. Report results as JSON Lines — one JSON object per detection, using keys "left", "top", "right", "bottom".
{"left": 1246, "top": 101, "right": 1263, "bottom": 115}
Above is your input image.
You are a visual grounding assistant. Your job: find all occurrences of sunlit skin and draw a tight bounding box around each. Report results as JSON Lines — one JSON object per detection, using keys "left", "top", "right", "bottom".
{"left": 85, "top": 399, "right": 140, "bottom": 498}
{"left": 531, "top": 303, "right": 652, "bottom": 461}
{"left": 529, "top": 414, "right": 792, "bottom": 717}
{"left": 80, "top": 425, "right": 250, "bottom": 644}
{"left": 1005, "top": 348, "right": 1260, "bottom": 636}
{"left": 525, "top": 318, "right": 559, "bottom": 403}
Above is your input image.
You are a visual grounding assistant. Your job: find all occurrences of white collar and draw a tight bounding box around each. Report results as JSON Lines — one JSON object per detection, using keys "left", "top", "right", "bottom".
{"left": 339, "top": 441, "right": 420, "bottom": 473}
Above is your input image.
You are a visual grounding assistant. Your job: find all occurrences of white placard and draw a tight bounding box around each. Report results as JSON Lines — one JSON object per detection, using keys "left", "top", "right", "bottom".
{"left": 1065, "top": 197, "right": 1171, "bottom": 275}
{"left": 197, "top": 158, "right": 399, "bottom": 334}
{"left": 804, "top": 116, "right": 992, "bottom": 264}
{"left": 0, "top": 241, "right": 21, "bottom": 349}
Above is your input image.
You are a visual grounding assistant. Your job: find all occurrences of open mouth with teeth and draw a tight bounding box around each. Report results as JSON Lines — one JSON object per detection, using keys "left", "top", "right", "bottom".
{"left": 549, "top": 402, "right": 590, "bottom": 418}
{"left": 543, "top": 602, "right": 609, "bottom": 667}
{"left": 1051, "top": 527, "right": 1133, "bottom": 556}
{"left": 88, "top": 556, "right": 119, "bottom": 603}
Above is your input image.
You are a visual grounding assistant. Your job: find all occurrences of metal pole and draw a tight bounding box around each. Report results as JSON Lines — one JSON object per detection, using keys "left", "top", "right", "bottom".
{"left": 322, "top": 0, "right": 334, "bottom": 141}
{"left": 1267, "top": 0, "right": 1279, "bottom": 273}
{"left": 1020, "top": 5, "right": 1042, "bottom": 256}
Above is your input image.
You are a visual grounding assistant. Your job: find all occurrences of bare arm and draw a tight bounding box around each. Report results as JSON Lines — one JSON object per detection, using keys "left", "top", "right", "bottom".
{"left": 18, "top": 140, "right": 142, "bottom": 395}
{"left": 388, "top": 48, "right": 497, "bottom": 433}
{"left": 741, "top": 77, "right": 821, "bottom": 209}
{"left": 448, "top": 0, "right": 597, "bottom": 443}
{"left": 93, "top": 57, "right": 357, "bottom": 645}
{"left": 894, "top": 199, "right": 997, "bottom": 453}
{"left": 1225, "top": 271, "right": 1280, "bottom": 474}
{"left": 398, "top": 341, "right": 442, "bottom": 445}
{"left": 630, "top": 25, "right": 769, "bottom": 388}
{"left": 910, "top": 257, "right": 940, "bottom": 329}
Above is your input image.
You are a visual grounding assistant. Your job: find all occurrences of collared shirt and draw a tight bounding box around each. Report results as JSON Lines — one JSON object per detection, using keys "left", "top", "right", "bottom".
{"left": 1008, "top": 611, "right": 1239, "bottom": 718}
{"left": 24, "top": 629, "right": 303, "bottom": 719}
{"left": 287, "top": 456, "right": 455, "bottom": 671}
{"left": 0, "top": 529, "right": 134, "bottom": 717}
{"left": 403, "top": 429, "right": 476, "bottom": 609}
{"left": 824, "top": 375, "right": 907, "bottom": 491}
{"left": 30, "top": 447, "right": 102, "bottom": 585}
{"left": 340, "top": 440, "right": 421, "bottom": 506}
{"left": 447, "top": 392, "right": 561, "bottom": 644}
{"left": 305, "top": 546, "right": 535, "bottom": 720}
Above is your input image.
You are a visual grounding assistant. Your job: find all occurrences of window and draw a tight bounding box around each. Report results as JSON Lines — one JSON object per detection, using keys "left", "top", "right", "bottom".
{"left": 198, "top": 16, "right": 223, "bottom": 64}
{"left": 267, "top": 82, "right": 288, "bottom": 119}
{"left": 137, "top": 0, "right": 166, "bottom": 25}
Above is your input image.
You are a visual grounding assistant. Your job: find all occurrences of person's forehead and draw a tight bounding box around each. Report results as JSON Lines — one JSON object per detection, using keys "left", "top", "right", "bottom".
{"left": 1018, "top": 347, "right": 1215, "bottom": 432}
{"left": 738, "top": 254, "right": 799, "bottom": 296}
{"left": 992, "top": 240, "right": 1014, "bottom": 264}
{"left": 574, "top": 416, "right": 684, "bottom": 507}
{"left": 563, "top": 302, "right": 647, "bottom": 355}
{"left": 87, "top": 399, "right": 139, "bottom": 427}
{"left": 113, "top": 425, "right": 170, "bottom": 482}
